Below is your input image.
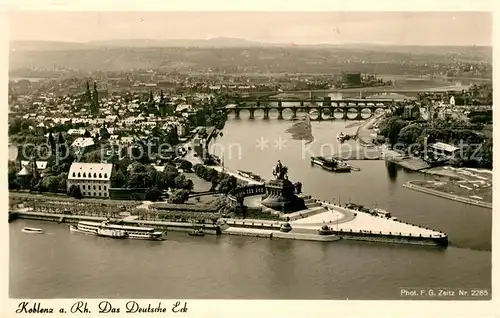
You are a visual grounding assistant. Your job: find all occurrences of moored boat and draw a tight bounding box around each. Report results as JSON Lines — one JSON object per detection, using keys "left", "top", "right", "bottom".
{"left": 237, "top": 170, "right": 263, "bottom": 182}
{"left": 70, "top": 220, "right": 165, "bottom": 240}
{"left": 22, "top": 227, "right": 44, "bottom": 234}
{"left": 311, "top": 156, "right": 351, "bottom": 173}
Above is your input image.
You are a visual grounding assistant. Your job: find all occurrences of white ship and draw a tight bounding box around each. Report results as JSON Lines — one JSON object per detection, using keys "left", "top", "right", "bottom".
{"left": 70, "top": 220, "right": 165, "bottom": 240}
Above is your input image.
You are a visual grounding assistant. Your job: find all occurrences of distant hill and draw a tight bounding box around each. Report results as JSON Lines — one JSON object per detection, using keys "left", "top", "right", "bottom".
{"left": 10, "top": 40, "right": 92, "bottom": 51}
{"left": 87, "top": 37, "right": 276, "bottom": 48}
{"left": 10, "top": 38, "right": 492, "bottom": 53}
{"left": 8, "top": 38, "right": 492, "bottom": 74}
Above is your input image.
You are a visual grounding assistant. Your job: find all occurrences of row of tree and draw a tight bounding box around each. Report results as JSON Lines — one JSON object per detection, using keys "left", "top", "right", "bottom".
{"left": 193, "top": 164, "right": 238, "bottom": 194}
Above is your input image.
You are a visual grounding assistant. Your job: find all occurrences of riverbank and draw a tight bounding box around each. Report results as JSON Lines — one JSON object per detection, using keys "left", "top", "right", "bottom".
{"left": 10, "top": 187, "right": 449, "bottom": 246}
{"left": 352, "top": 115, "right": 492, "bottom": 208}
{"left": 403, "top": 181, "right": 492, "bottom": 209}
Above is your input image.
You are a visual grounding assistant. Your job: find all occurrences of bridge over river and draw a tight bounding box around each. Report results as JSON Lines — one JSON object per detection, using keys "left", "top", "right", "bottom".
{"left": 221, "top": 97, "right": 397, "bottom": 120}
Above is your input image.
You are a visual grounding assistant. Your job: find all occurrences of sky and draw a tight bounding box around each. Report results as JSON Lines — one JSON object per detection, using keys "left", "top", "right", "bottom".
{"left": 8, "top": 11, "right": 492, "bottom": 46}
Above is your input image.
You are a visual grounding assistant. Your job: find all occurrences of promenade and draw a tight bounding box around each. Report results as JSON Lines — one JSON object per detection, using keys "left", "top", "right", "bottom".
{"left": 221, "top": 197, "right": 446, "bottom": 244}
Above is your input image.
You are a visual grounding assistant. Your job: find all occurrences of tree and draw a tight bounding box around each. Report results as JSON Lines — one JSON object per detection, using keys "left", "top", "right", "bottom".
{"left": 127, "top": 172, "right": 151, "bottom": 188}
{"left": 478, "top": 138, "right": 493, "bottom": 169}
{"left": 177, "top": 159, "right": 193, "bottom": 172}
{"left": 398, "top": 123, "right": 427, "bottom": 145}
{"left": 57, "top": 172, "right": 68, "bottom": 192}
{"left": 117, "top": 157, "right": 132, "bottom": 174}
{"left": 8, "top": 118, "right": 23, "bottom": 135}
{"left": 69, "top": 184, "right": 83, "bottom": 199}
{"left": 83, "top": 150, "right": 103, "bottom": 163}
{"left": 174, "top": 174, "right": 194, "bottom": 190}
{"left": 8, "top": 161, "right": 20, "bottom": 189}
{"left": 163, "top": 164, "right": 179, "bottom": 174}
{"left": 169, "top": 189, "right": 189, "bottom": 204}
{"left": 207, "top": 168, "right": 219, "bottom": 182}
{"left": 145, "top": 187, "right": 162, "bottom": 202}
{"left": 128, "top": 161, "right": 148, "bottom": 174}
{"left": 42, "top": 176, "right": 61, "bottom": 193}
{"left": 110, "top": 169, "right": 126, "bottom": 188}
{"left": 218, "top": 175, "right": 238, "bottom": 194}
{"left": 83, "top": 130, "right": 91, "bottom": 138}
{"left": 379, "top": 116, "right": 409, "bottom": 147}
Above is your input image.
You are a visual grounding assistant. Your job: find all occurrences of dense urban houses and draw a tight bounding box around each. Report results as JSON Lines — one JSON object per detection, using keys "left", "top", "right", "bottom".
{"left": 67, "top": 162, "right": 113, "bottom": 198}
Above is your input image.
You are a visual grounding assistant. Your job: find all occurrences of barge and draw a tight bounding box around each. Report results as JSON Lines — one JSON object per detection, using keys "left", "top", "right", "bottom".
{"left": 311, "top": 156, "right": 352, "bottom": 173}
{"left": 332, "top": 229, "right": 448, "bottom": 247}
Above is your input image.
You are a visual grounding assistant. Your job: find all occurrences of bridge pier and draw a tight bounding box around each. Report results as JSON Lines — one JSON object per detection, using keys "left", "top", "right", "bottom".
{"left": 369, "top": 107, "right": 377, "bottom": 118}
{"left": 356, "top": 108, "right": 362, "bottom": 120}
{"left": 263, "top": 108, "right": 269, "bottom": 120}
{"left": 249, "top": 108, "right": 255, "bottom": 120}
{"left": 278, "top": 109, "right": 283, "bottom": 120}
{"left": 328, "top": 105, "right": 335, "bottom": 120}
{"left": 317, "top": 108, "right": 323, "bottom": 121}
{"left": 235, "top": 109, "right": 240, "bottom": 120}
{"left": 323, "top": 97, "right": 331, "bottom": 107}
{"left": 342, "top": 109, "right": 349, "bottom": 120}
{"left": 292, "top": 108, "right": 298, "bottom": 119}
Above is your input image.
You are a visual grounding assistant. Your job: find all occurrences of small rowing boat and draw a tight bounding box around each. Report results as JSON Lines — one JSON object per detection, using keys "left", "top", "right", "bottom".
{"left": 188, "top": 228, "right": 205, "bottom": 237}
{"left": 22, "top": 227, "right": 44, "bottom": 234}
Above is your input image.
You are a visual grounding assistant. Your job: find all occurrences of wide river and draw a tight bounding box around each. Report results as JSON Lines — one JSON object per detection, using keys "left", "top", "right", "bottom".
{"left": 10, "top": 116, "right": 491, "bottom": 299}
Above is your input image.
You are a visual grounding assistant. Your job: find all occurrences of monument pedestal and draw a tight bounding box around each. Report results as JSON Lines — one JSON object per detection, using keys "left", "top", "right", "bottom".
{"left": 261, "top": 179, "right": 306, "bottom": 213}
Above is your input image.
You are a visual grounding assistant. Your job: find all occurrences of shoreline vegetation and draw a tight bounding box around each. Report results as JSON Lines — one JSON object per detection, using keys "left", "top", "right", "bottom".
{"left": 285, "top": 116, "right": 314, "bottom": 144}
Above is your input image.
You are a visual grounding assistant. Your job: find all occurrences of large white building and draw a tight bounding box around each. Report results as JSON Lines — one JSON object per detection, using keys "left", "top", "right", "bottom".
{"left": 67, "top": 163, "right": 114, "bottom": 198}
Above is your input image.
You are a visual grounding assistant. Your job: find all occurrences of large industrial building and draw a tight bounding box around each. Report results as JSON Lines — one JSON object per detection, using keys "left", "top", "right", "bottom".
{"left": 341, "top": 72, "right": 362, "bottom": 88}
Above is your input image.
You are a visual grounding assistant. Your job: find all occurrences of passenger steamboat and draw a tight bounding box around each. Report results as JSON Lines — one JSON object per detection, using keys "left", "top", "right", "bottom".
{"left": 70, "top": 220, "right": 165, "bottom": 240}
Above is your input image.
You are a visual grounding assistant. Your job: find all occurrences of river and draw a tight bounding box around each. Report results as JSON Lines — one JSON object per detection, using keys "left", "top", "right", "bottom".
{"left": 10, "top": 118, "right": 491, "bottom": 299}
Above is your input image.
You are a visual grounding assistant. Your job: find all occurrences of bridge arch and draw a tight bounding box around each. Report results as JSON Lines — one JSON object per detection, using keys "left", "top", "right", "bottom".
{"left": 333, "top": 107, "right": 346, "bottom": 119}
{"left": 281, "top": 107, "right": 295, "bottom": 120}
{"left": 308, "top": 107, "right": 320, "bottom": 120}
{"left": 346, "top": 107, "right": 360, "bottom": 120}
{"left": 360, "top": 107, "right": 373, "bottom": 119}
{"left": 321, "top": 107, "right": 333, "bottom": 120}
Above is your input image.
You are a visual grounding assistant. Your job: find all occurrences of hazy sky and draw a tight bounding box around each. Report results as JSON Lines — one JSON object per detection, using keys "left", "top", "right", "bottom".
{"left": 9, "top": 11, "right": 492, "bottom": 46}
